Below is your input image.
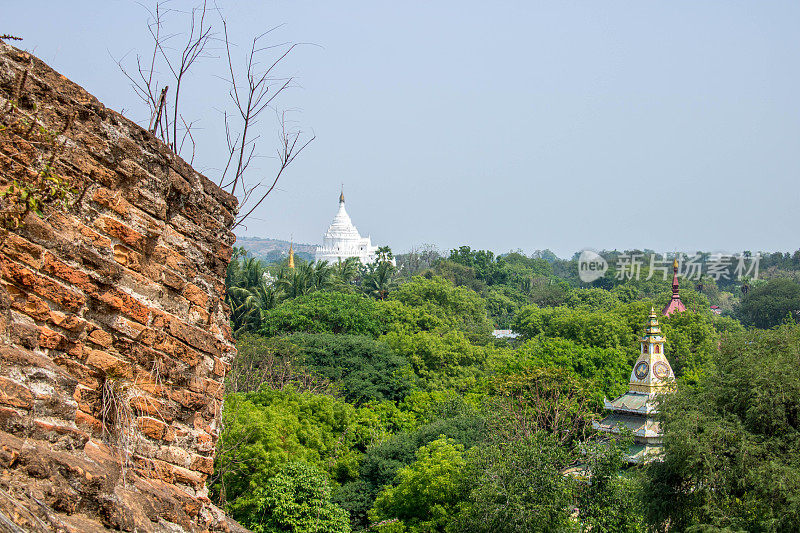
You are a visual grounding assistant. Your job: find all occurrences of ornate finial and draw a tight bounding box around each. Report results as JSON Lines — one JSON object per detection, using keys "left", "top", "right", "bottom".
{"left": 339, "top": 184, "right": 345, "bottom": 204}
{"left": 288, "top": 236, "right": 295, "bottom": 269}
{"left": 672, "top": 258, "right": 679, "bottom": 272}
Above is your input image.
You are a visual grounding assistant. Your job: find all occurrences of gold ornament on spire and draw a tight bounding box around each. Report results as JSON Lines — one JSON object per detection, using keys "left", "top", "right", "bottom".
{"left": 288, "top": 241, "right": 295, "bottom": 269}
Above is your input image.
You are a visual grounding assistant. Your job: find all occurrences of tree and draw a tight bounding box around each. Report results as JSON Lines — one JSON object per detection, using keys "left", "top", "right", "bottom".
{"left": 577, "top": 438, "right": 644, "bottom": 533}
{"left": 370, "top": 437, "right": 468, "bottom": 533}
{"left": 512, "top": 304, "right": 633, "bottom": 351}
{"left": 362, "top": 260, "right": 398, "bottom": 301}
{"left": 213, "top": 386, "right": 389, "bottom": 509}
{"left": 736, "top": 277, "right": 800, "bottom": 328}
{"left": 454, "top": 433, "right": 575, "bottom": 533}
{"left": 642, "top": 324, "right": 800, "bottom": 531}
{"left": 287, "top": 333, "right": 414, "bottom": 404}
{"left": 504, "top": 337, "right": 629, "bottom": 401}
{"left": 259, "top": 291, "right": 388, "bottom": 337}
{"left": 389, "top": 276, "right": 492, "bottom": 334}
{"left": 486, "top": 367, "right": 598, "bottom": 447}
{"left": 230, "top": 461, "right": 351, "bottom": 533}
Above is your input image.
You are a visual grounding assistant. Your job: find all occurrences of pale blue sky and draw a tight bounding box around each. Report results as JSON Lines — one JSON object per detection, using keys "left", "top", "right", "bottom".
{"left": 8, "top": 1, "right": 800, "bottom": 257}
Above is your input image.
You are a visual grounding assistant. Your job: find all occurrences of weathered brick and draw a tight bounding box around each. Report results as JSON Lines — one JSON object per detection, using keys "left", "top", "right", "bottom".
{"left": 87, "top": 328, "right": 113, "bottom": 348}
{"left": 84, "top": 349, "right": 132, "bottom": 379}
{"left": 112, "top": 243, "right": 142, "bottom": 271}
{"left": 0, "top": 233, "right": 44, "bottom": 269}
{"left": 92, "top": 186, "right": 132, "bottom": 218}
{"left": 137, "top": 416, "right": 167, "bottom": 440}
{"left": 42, "top": 253, "right": 99, "bottom": 296}
{"left": 0, "top": 41, "right": 239, "bottom": 531}
{"left": 75, "top": 410, "right": 103, "bottom": 434}
{"left": 38, "top": 326, "right": 67, "bottom": 350}
{"left": 94, "top": 288, "right": 150, "bottom": 324}
{"left": 94, "top": 215, "right": 145, "bottom": 250}
{"left": 170, "top": 389, "right": 208, "bottom": 410}
{"left": 212, "top": 357, "right": 228, "bottom": 378}
{"left": 189, "top": 454, "right": 214, "bottom": 475}
{"left": 182, "top": 283, "right": 209, "bottom": 309}
{"left": 0, "top": 256, "right": 85, "bottom": 312}
{"left": 0, "top": 377, "right": 34, "bottom": 409}
{"left": 164, "top": 314, "right": 221, "bottom": 356}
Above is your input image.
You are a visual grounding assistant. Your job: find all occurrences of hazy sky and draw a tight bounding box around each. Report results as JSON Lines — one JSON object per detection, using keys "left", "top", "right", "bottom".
{"left": 8, "top": 1, "right": 800, "bottom": 257}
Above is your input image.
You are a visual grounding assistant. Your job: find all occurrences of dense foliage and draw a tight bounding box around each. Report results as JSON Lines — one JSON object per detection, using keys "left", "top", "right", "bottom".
{"left": 216, "top": 245, "right": 800, "bottom": 532}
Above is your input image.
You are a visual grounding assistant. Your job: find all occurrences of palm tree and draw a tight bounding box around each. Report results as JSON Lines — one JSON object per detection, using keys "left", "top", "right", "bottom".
{"left": 362, "top": 260, "right": 397, "bottom": 300}
{"left": 333, "top": 257, "right": 360, "bottom": 287}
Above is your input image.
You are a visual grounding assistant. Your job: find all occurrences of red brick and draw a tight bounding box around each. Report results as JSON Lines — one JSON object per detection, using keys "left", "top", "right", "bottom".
{"left": 84, "top": 349, "right": 132, "bottom": 379}
{"left": 0, "top": 256, "right": 85, "bottom": 312}
{"left": 38, "top": 326, "right": 67, "bottom": 350}
{"left": 130, "top": 395, "right": 171, "bottom": 421}
{"left": 75, "top": 410, "right": 103, "bottom": 434}
{"left": 0, "top": 377, "right": 34, "bottom": 409}
{"left": 137, "top": 416, "right": 167, "bottom": 440}
{"left": 182, "top": 283, "right": 208, "bottom": 309}
{"left": 48, "top": 311, "right": 88, "bottom": 333}
{"left": 212, "top": 357, "right": 229, "bottom": 378}
{"left": 189, "top": 454, "right": 214, "bottom": 475}
{"left": 3, "top": 282, "right": 50, "bottom": 321}
{"left": 94, "top": 288, "right": 150, "bottom": 324}
{"left": 87, "top": 328, "right": 113, "bottom": 348}
{"left": 112, "top": 244, "right": 142, "bottom": 271}
{"left": 76, "top": 222, "right": 113, "bottom": 250}
{"left": 164, "top": 314, "right": 220, "bottom": 356}
{"left": 42, "top": 253, "right": 99, "bottom": 296}
{"left": 95, "top": 215, "right": 145, "bottom": 250}
{"left": 0, "top": 233, "right": 44, "bottom": 269}
{"left": 170, "top": 389, "right": 208, "bottom": 410}
{"left": 92, "top": 187, "right": 132, "bottom": 217}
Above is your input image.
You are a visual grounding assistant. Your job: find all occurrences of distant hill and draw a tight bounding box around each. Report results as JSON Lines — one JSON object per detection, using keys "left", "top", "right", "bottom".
{"left": 235, "top": 236, "right": 316, "bottom": 264}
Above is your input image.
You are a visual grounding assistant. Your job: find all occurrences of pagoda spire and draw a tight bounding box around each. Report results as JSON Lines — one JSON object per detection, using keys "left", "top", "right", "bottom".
{"left": 288, "top": 238, "right": 295, "bottom": 269}
{"left": 663, "top": 258, "right": 686, "bottom": 316}
{"left": 339, "top": 184, "right": 345, "bottom": 204}
{"left": 630, "top": 308, "right": 675, "bottom": 394}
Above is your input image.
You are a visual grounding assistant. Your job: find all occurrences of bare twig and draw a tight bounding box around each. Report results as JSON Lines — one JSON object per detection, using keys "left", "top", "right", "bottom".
{"left": 149, "top": 85, "right": 168, "bottom": 133}
{"left": 116, "top": 1, "right": 313, "bottom": 227}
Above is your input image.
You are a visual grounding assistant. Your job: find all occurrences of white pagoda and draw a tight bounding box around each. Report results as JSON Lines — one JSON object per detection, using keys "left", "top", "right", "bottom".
{"left": 593, "top": 308, "right": 676, "bottom": 463}
{"left": 315, "top": 190, "right": 379, "bottom": 264}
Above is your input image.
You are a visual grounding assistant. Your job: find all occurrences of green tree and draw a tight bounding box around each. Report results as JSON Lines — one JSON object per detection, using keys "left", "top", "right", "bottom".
{"left": 287, "top": 333, "right": 414, "bottom": 404}
{"left": 370, "top": 437, "right": 468, "bottom": 533}
{"left": 260, "top": 292, "right": 388, "bottom": 337}
{"left": 642, "top": 324, "right": 800, "bottom": 531}
{"left": 736, "top": 277, "right": 800, "bottom": 328}
{"left": 500, "top": 337, "right": 629, "bottom": 401}
{"left": 230, "top": 461, "right": 351, "bottom": 533}
{"left": 389, "top": 276, "right": 492, "bottom": 334}
{"left": 455, "top": 433, "right": 575, "bottom": 533}
{"left": 577, "top": 438, "right": 644, "bottom": 533}
{"left": 213, "top": 387, "right": 388, "bottom": 508}
{"left": 512, "top": 305, "right": 633, "bottom": 350}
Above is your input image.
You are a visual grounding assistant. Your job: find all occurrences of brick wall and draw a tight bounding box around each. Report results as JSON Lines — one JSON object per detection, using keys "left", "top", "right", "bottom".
{"left": 0, "top": 41, "right": 245, "bottom": 532}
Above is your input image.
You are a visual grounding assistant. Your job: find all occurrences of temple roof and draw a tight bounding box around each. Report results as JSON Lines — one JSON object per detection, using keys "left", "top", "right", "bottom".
{"left": 604, "top": 391, "right": 658, "bottom": 415}
{"left": 593, "top": 413, "right": 662, "bottom": 440}
{"left": 324, "top": 197, "right": 363, "bottom": 241}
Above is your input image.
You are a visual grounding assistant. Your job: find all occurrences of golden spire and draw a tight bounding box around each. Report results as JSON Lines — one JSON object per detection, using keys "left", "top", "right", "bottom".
{"left": 288, "top": 240, "right": 295, "bottom": 269}
{"left": 339, "top": 184, "right": 345, "bottom": 204}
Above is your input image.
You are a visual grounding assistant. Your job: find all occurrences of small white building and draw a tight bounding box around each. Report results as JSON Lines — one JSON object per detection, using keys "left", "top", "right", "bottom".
{"left": 492, "top": 330, "right": 520, "bottom": 339}
{"left": 315, "top": 191, "right": 379, "bottom": 264}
